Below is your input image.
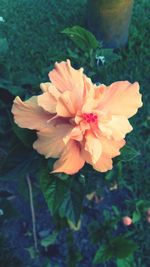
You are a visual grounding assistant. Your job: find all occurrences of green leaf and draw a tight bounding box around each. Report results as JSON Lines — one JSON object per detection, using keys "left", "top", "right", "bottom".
{"left": 59, "top": 178, "right": 84, "bottom": 225}
{"left": 110, "top": 236, "right": 137, "bottom": 259}
{"left": 40, "top": 169, "right": 84, "bottom": 225}
{"left": 89, "top": 219, "right": 118, "bottom": 244}
{"left": 119, "top": 145, "right": 140, "bottom": 162}
{"left": 11, "top": 122, "right": 36, "bottom": 147}
{"left": 66, "top": 232, "right": 83, "bottom": 267}
{"left": 40, "top": 231, "right": 58, "bottom": 248}
{"left": 116, "top": 255, "right": 135, "bottom": 267}
{"left": 105, "top": 169, "right": 115, "bottom": 181}
{"left": 39, "top": 168, "right": 69, "bottom": 215}
{"left": 135, "top": 199, "right": 145, "bottom": 210}
{"left": 93, "top": 236, "right": 137, "bottom": 264}
{"left": 62, "top": 25, "right": 99, "bottom": 51}
{"left": 55, "top": 173, "right": 69, "bottom": 180}
{"left": 67, "top": 249, "right": 83, "bottom": 267}
{"left": 26, "top": 246, "right": 37, "bottom": 259}
{"left": 68, "top": 219, "right": 81, "bottom": 231}
{"left": 93, "top": 244, "right": 112, "bottom": 264}
{"left": 132, "top": 210, "right": 141, "bottom": 223}
{"left": 112, "top": 205, "right": 120, "bottom": 216}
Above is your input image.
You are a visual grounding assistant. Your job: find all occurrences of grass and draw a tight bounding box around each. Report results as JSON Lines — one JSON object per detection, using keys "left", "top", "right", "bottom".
{"left": 0, "top": 0, "right": 150, "bottom": 266}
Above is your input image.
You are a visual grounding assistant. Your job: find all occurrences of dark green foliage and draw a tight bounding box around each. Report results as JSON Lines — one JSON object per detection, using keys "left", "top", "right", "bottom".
{"left": 40, "top": 231, "right": 58, "bottom": 248}
{"left": 11, "top": 123, "right": 36, "bottom": 148}
{"left": 119, "top": 145, "right": 140, "bottom": 162}
{"left": 116, "top": 256, "right": 136, "bottom": 267}
{"left": 89, "top": 219, "right": 119, "bottom": 244}
{"left": 40, "top": 168, "right": 70, "bottom": 216}
{"left": 66, "top": 231, "right": 83, "bottom": 267}
{"left": 93, "top": 236, "right": 137, "bottom": 264}
{"left": 0, "top": 0, "right": 150, "bottom": 266}
{"left": 0, "top": 147, "right": 41, "bottom": 181}
{"left": 62, "top": 25, "right": 99, "bottom": 51}
{"left": 40, "top": 168, "right": 85, "bottom": 226}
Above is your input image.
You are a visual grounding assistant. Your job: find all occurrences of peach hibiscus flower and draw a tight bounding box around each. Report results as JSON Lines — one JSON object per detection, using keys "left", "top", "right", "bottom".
{"left": 12, "top": 60, "right": 142, "bottom": 174}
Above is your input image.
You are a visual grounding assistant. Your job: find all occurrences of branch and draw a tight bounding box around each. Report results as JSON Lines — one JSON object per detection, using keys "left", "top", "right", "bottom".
{"left": 26, "top": 174, "right": 38, "bottom": 253}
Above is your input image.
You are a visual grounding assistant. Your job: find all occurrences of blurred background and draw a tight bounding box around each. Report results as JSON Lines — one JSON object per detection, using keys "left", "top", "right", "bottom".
{"left": 0, "top": 0, "right": 150, "bottom": 267}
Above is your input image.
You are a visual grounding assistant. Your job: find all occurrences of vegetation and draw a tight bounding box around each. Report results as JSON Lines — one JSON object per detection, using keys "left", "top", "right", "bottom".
{"left": 0, "top": 0, "right": 150, "bottom": 266}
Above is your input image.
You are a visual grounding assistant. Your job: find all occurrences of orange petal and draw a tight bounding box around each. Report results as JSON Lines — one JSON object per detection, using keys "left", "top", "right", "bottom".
{"left": 49, "top": 60, "right": 84, "bottom": 108}
{"left": 49, "top": 59, "right": 84, "bottom": 92}
{"left": 98, "top": 136, "right": 125, "bottom": 158}
{"left": 33, "top": 123, "right": 73, "bottom": 158}
{"left": 93, "top": 154, "right": 113, "bottom": 172}
{"left": 38, "top": 85, "right": 61, "bottom": 113}
{"left": 63, "top": 126, "right": 83, "bottom": 144}
{"left": 81, "top": 147, "right": 113, "bottom": 172}
{"left": 40, "top": 82, "right": 53, "bottom": 92}
{"left": 52, "top": 140, "right": 85, "bottom": 175}
{"left": 82, "top": 84, "right": 106, "bottom": 114}
{"left": 82, "top": 97, "right": 97, "bottom": 114}
{"left": 81, "top": 147, "right": 93, "bottom": 165}
{"left": 85, "top": 132, "right": 102, "bottom": 164}
{"left": 95, "top": 84, "right": 107, "bottom": 99}
{"left": 84, "top": 77, "right": 95, "bottom": 98}
{"left": 82, "top": 136, "right": 124, "bottom": 172}
{"left": 99, "top": 81, "right": 143, "bottom": 118}
{"left": 56, "top": 90, "right": 76, "bottom": 117}
{"left": 11, "top": 96, "right": 51, "bottom": 130}
{"left": 99, "top": 115, "right": 133, "bottom": 140}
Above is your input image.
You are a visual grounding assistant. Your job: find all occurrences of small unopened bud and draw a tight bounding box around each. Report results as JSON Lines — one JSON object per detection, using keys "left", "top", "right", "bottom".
{"left": 122, "top": 216, "right": 132, "bottom": 226}
{"left": 147, "top": 208, "right": 150, "bottom": 216}
{"left": 147, "top": 216, "right": 150, "bottom": 223}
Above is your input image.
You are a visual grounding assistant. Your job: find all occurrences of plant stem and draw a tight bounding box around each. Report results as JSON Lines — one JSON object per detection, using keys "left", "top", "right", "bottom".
{"left": 26, "top": 174, "right": 38, "bottom": 253}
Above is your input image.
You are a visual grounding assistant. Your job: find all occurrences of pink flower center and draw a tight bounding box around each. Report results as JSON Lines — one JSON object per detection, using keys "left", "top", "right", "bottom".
{"left": 82, "top": 113, "right": 98, "bottom": 123}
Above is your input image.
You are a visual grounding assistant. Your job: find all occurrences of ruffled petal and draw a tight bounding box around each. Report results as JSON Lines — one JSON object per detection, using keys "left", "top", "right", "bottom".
{"left": 84, "top": 77, "right": 96, "bottom": 97}
{"left": 82, "top": 84, "right": 106, "bottom": 114}
{"left": 49, "top": 59, "right": 84, "bottom": 92}
{"left": 40, "top": 82, "right": 52, "bottom": 92}
{"left": 49, "top": 60, "right": 84, "bottom": 109}
{"left": 99, "top": 115, "right": 133, "bottom": 140}
{"left": 99, "top": 81, "right": 143, "bottom": 118}
{"left": 98, "top": 136, "right": 125, "bottom": 158}
{"left": 38, "top": 85, "right": 61, "bottom": 113}
{"left": 93, "top": 154, "right": 113, "bottom": 172}
{"left": 85, "top": 132, "right": 102, "bottom": 164}
{"left": 52, "top": 140, "right": 85, "bottom": 175}
{"left": 81, "top": 148, "right": 113, "bottom": 172}
{"left": 12, "top": 96, "right": 51, "bottom": 130}
{"left": 56, "top": 90, "right": 77, "bottom": 117}
{"left": 33, "top": 123, "right": 73, "bottom": 158}
{"left": 63, "top": 126, "right": 83, "bottom": 144}
{"left": 82, "top": 134, "right": 124, "bottom": 170}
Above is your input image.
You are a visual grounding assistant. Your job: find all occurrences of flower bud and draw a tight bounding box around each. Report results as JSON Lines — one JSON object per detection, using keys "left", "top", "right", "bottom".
{"left": 122, "top": 216, "right": 132, "bottom": 226}
{"left": 147, "top": 216, "right": 150, "bottom": 223}
{"left": 147, "top": 208, "right": 150, "bottom": 216}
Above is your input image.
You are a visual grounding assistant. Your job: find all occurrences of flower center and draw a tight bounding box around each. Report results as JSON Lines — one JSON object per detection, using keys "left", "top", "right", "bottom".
{"left": 82, "top": 113, "right": 98, "bottom": 123}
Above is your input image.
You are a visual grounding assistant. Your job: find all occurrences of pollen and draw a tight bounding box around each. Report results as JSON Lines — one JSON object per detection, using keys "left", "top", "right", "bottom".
{"left": 82, "top": 113, "right": 98, "bottom": 123}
